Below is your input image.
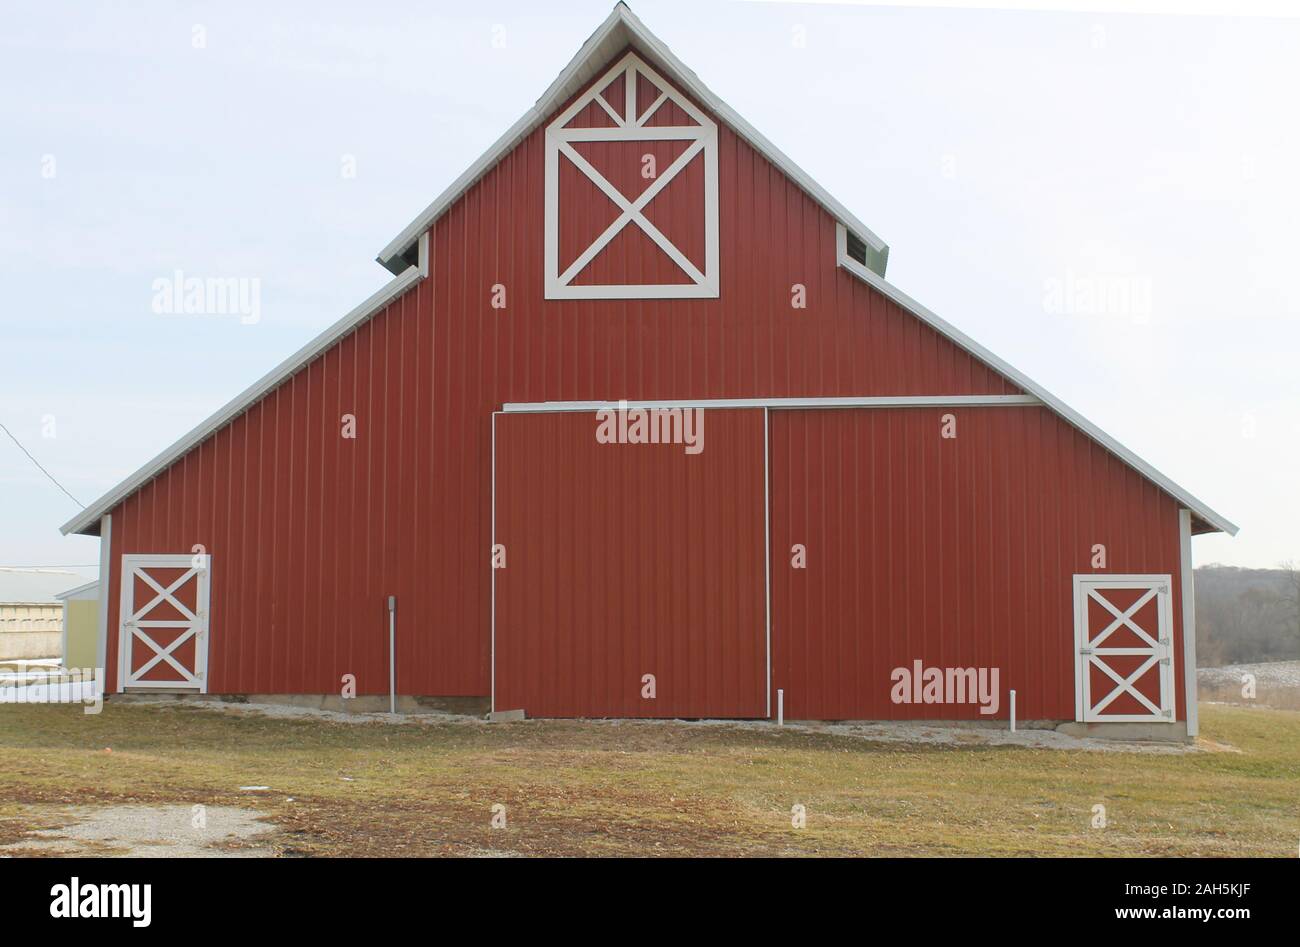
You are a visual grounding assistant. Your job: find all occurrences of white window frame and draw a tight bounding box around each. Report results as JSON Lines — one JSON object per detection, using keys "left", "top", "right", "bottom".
{"left": 544, "top": 50, "right": 719, "bottom": 300}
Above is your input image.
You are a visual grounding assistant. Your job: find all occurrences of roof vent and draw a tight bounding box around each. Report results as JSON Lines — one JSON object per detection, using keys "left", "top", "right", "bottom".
{"left": 845, "top": 230, "right": 869, "bottom": 267}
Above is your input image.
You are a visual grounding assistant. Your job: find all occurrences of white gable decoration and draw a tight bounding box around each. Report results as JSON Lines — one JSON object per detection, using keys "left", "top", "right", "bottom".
{"left": 544, "top": 51, "right": 719, "bottom": 299}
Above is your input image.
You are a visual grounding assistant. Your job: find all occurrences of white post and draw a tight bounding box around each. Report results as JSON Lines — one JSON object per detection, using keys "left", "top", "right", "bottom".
{"left": 1010, "top": 689, "right": 1017, "bottom": 732}
{"left": 777, "top": 689, "right": 784, "bottom": 727}
{"left": 1179, "top": 509, "right": 1199, "bottom": 738}
{"left": 387, "top": 595, "right": 397, "bottom": 714}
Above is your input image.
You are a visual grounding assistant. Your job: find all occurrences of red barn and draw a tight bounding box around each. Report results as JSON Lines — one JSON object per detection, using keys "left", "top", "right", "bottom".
{"left": 63, "top": 4, "right": 1234, "bottom": 738}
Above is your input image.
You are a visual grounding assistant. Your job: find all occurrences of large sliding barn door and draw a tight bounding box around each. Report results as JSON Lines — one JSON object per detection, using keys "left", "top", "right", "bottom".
{"left": 493, "top": 409, "right": 767, "bottom": 718}
{"left": 1073, "top": 575, "right": 1174, "bottom": 722}
{"left": 118, "top": 555, "right": 210, "bottom": 692}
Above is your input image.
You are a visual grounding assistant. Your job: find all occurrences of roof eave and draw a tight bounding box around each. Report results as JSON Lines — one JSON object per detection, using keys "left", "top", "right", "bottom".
{"left": 833, "top": 238, "right": 1238, "bottom": 537}
{"left": 61, "top": 237, "right": 430, "bottom": 537}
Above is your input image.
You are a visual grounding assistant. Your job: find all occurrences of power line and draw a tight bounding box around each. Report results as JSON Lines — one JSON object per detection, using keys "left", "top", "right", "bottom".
{"left": 0, "top": 421, "right": 84, "bottom": 508}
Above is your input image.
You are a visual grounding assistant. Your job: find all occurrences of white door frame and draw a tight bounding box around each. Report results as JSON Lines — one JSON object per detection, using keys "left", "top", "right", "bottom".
{"left": 118, "top": 554, "right": 210, "bottom": 692}
{"left": 1072, "top": 574, "right": 1175, "bottom": 723}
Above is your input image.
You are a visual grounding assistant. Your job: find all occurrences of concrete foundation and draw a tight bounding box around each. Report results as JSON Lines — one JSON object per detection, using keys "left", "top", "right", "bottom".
{"left": 112, "top": 692, "right": 491, "bottom": 716}
{"left": 1054, "top": 720, "right": 1190, "bottom": 743}
{"left": 802, "top": 718, "right": 1189, "bottom": 743}
{"left": 102, "top": 693, "right": 1192, "bottom": 742}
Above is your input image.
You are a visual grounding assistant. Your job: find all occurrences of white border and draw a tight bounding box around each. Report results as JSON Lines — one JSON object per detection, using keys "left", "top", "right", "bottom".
{"left": 1072, "top": 573, "right": 1175, "bottom": 723}
{"left": 763, "top": 406, "right": 771, "bottom": 718}
{"left": 544, "top": 51, "right": 719, "bottom": 299}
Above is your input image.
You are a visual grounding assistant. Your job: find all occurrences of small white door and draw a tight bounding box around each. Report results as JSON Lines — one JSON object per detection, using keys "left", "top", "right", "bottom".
{"left": 119, "top": 555, "right": 210, "bottom": 692}
{"left": 1073, "top": 575, "right": 1175, "bottom": 723}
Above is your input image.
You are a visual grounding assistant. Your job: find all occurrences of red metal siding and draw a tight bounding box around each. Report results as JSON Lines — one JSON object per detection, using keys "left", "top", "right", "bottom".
{"left": 769, "top": 406, "right": 1185, "bottom": 721}
{"left": 99, "top": 47, "right": 1188, "bottom": 722}
{"left": 104, "top": 284, "right": 460, "bottom": 697}
{"left": 493, "top": 409, "right": 766, "bottom": 717}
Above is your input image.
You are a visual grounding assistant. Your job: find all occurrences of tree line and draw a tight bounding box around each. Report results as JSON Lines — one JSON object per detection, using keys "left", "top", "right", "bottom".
{"left": 1195, "top": 564, "right": 1300, "bottom": 666}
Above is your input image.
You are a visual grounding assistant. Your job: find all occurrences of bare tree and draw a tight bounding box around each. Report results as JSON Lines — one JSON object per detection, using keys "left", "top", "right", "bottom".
{"left": 1195, "top": 565, "right": 1300, "bottom": 665}
{"left": 1279, "top": 560, "right": 1300, "bottom": 651}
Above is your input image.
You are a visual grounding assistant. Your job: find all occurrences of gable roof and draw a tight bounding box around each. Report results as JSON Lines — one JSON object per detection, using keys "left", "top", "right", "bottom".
{"left": 60, "top": 3, "right": 1236, "bottom": 539}
{"left": 376, "top": 2, "right": 890, "bottom": 277}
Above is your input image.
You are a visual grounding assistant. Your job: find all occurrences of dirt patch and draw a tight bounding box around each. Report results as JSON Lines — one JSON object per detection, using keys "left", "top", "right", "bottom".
{"left": 0, "top": 804, "right": 277, "bottom": 857}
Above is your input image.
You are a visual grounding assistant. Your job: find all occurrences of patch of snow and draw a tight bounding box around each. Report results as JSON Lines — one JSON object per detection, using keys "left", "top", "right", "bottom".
{"left": 1198, "top": 660, "right": 1300, "bottom": 689}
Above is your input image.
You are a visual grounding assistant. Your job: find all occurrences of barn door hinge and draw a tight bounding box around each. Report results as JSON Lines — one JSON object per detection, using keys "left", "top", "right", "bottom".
{"left": 1163, "top": 708, "right": 1173, "bottom": 718}
{"left": 1160, "top": 657, "right": 1171, "bottom": 666}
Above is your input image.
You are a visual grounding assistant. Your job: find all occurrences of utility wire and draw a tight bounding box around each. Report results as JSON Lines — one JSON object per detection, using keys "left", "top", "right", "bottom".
{"left": 0, "top": 421, "right": 85, "bottom": 508}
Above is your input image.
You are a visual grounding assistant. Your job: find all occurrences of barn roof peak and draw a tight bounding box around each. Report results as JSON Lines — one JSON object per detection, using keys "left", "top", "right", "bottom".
{"left": 375, "top": 2, "right": 891, "bottom": 277}
{"left": 59, "top": 3, "right": 1237, "bottom": 541}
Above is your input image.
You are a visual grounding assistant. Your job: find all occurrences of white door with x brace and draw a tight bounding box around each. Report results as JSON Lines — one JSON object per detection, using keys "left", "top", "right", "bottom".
{"left": 119, "top": 555, "right": 210, "bottom": 692}
{"left": 1073, "top": 575, "right": 1175, "bottom": 723}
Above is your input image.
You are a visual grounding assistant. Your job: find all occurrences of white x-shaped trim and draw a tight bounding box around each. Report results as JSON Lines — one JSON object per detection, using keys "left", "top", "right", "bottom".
{"left": 130, "top": 567, "right": 199, "bottom": 624}
{"left": 1086, "top": 586, "right": 1159, "bottom": 649}
{"left": 556, "top": 138, "right": 707, "bottom": 286}
{"left": 131, "top": 626, "right": 199, "bottom": 683}
{"left": 544, "top": 51, "right": 719, "bottom": 300}
{"left": 1088, "top": 652, "right": 1162, "bottom": 716}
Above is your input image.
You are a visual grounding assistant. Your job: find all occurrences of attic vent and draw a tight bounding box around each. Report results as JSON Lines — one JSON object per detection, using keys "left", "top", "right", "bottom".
{"left": 845, "top": 230, "right": 869, "bottom": 266}
{"left": 395, "top": 242, "right": 421, "bottom": 272}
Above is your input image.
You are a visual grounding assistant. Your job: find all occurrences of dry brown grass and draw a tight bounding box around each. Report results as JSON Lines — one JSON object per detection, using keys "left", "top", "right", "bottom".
{"left": 0, "top": 701, "right": 1296, "bottom": 856}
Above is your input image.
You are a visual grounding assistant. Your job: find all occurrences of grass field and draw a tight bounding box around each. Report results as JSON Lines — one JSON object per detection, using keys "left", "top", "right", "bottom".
{"left": 0, "top": 701, "right": 1297, "bottom": 856}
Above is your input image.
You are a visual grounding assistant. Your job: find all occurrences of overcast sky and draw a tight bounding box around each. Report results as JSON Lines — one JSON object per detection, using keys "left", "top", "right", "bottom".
{"left": 2, "top": 0, "right": 1296, "bottom": 574}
